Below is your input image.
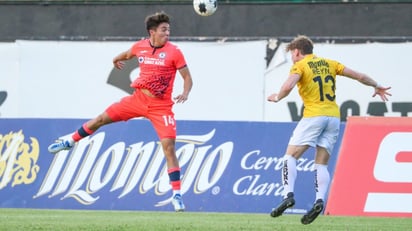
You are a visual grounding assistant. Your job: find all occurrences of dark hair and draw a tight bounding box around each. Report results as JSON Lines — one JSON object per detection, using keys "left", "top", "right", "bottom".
{"left": 286, "top": 35, "right": 314, "bottom": 55}
{"left": 145, "top": 12, "right": 170, "bottom": 33}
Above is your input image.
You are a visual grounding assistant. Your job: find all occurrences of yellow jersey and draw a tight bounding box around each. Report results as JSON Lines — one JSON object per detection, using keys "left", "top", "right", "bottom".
{"left": 290, "top": 54, "right": 345, "bottom": 118}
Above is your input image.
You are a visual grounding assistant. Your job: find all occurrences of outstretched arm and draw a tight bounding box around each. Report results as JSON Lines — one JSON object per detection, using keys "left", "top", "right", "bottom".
{"left": 342, "top": 67, "right": 392, "bottom": 101}
{"left": 174, "top": 66, "right": 193, "bottom": 104}
{"left": 113, "top": 49, "right": 134, "bottom": 70}
{"left": 267, "top": 73, "right": 300, "bottom": 103}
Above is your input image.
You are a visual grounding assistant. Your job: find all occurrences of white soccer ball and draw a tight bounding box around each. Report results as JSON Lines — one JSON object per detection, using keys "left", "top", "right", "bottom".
{"left": 193, "top": 0, "right": 218, "bottom": 17}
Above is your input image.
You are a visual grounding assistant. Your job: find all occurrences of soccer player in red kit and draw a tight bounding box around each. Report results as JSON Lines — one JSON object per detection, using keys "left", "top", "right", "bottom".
{"left": 48, "top": 12, "right": 193, "bottom": 212}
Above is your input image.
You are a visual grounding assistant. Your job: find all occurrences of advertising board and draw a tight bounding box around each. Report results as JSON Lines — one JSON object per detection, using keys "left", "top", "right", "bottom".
{"left": 326, "top": 117, "right": 412, "bottom": 217}
{"left": 0, "top": 119, "right": 343, "bottom": 213}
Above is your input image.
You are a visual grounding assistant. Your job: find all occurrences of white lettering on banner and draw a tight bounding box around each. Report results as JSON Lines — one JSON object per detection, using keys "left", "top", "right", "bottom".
{"left": 240, "top": 150, "right": 283, "bottom": 171}
{"left": 195, "top": 142, "right": 232, "bottom": 192}
{"left": 234, "top": 151, "right": 315, "bottom": 196}
{"left": 240, "top": 150, "right": 315, "bottom": 171}
{"left": 34, "top": 129, "right": 235, "bottom": 206}
{"left": 364, "top": 132, "right": 412, "bottom": 213}
{"left": 88, "top": 143, "right": 125, "bottom": 192}
{"left": 113, "top": 142, "right": 155, "bottom": 197}
{"left": 35, "top": 134, "right": 73, "bottom": 198}
{"left": 141, "top": 142, "right": 167, "bottom": 195}
{"left": 296, "top": 158, "right": 316, "bottom": 171}
{"left": 62, "top": 134, "right": 111, "bottom": 203}
{"left": 179, "top": 144, "right": 210, "bottom": 194}
{"left": 233, "top": 175, "right": 283, "bottom": 196}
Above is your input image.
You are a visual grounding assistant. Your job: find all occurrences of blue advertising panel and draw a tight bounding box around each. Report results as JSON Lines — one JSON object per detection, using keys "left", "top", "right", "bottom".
{"left": 0, "top": 119, "right": 344, "bottom": 214}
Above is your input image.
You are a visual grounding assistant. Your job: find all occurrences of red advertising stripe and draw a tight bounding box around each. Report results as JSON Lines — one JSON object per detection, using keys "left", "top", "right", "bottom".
{"left": 325, "top": 116, "right": 412, "bottom": 217}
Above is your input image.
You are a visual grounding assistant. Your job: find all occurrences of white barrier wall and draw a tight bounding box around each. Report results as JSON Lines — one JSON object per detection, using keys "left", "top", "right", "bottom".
{"left": 0, "top": 40, "right": 410, "bottom": 121}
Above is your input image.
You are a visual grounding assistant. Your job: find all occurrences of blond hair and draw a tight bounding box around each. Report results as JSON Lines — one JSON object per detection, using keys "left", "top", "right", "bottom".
{"left": 286, "top": 35, "right": 314, "bottom": 55}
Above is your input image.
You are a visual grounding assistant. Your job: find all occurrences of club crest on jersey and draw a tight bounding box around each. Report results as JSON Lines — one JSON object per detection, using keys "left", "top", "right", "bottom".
{"left": 138, "top": 56, "right": 144, "bottom": 63}
{"left": 158, "top": 52, "right": 166, "bottom": 59}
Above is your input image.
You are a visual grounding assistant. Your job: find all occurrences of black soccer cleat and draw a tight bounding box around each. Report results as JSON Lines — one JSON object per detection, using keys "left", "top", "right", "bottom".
{"left": 270, "top": 192, "right": 295, "bottom": 217}
{"left": 301, "top": 199, "right": 324, "bottom": 225}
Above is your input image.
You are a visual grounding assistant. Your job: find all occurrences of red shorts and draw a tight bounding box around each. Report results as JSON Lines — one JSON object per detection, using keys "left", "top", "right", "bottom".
{"left": 106, "top": 89, "right": 176, "bottom": 139}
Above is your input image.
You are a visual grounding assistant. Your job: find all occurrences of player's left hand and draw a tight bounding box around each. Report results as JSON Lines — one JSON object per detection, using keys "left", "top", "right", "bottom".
{"left": 173, "top": 94, "right": 188, "bottom": 103}
{"left": 373, "top": 86, "right": 392, "bottom": 101}
{"left": 113, "top": 60, "right": 125, "bottom": 69}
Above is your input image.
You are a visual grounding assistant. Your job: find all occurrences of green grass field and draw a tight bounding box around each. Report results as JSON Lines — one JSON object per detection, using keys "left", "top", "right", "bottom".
{"left": 0, "top": 208, "right": 411, "bottom": 231}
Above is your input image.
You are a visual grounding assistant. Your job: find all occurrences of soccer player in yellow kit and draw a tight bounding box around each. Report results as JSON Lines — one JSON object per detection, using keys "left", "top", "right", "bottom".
{"left": 267, "top": 35, "right": 391, "bottom": 224}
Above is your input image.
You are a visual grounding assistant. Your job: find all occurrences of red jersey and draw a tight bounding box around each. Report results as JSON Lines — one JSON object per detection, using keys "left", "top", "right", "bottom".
{"left": 130, "top": 39, "right": 187, "bottom": 101}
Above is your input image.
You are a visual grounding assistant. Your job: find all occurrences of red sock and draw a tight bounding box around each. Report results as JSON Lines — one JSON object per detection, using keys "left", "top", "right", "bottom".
{"left": 168, "top": 167, "right": 181, "bottom": 191}
{"left": 170, "top": 180, "right": 181, "bottom": 191}
{"left": 71, "top": 123, "right": 94, "bottom": 142}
